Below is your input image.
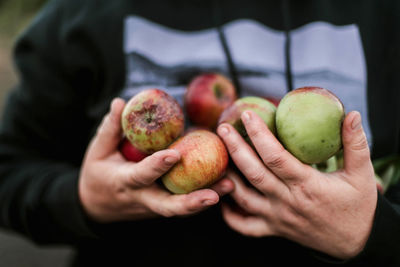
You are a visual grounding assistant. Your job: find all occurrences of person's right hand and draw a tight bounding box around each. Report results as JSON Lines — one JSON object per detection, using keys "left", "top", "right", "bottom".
{"left": 78, "top": 98, "right": 234, "bottom": 223}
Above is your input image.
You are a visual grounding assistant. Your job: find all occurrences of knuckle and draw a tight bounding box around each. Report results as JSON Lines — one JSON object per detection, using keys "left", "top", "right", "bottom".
{"left": 112, "top": 178, "right": 127, "bottom": 195}
{"left": 351, "top": 136, "right": 369, "bottom": 153}
{"left": 282, "top": 207, "right": 299, "bottom": 225}
{"left": 247, "top": 126, "right": 262, "bottom": 139}
{"left": 234, "top": 193, "right": 264, "bottom": 215}
{"left": 112, "top": 180, "right": 138, "bottom": 205}
{"left": 228, "top": 141, "right": 240, "bottom": 156}
{"left": 247, "top": 170, "right": 265, "bottom": 186}
{"left": 159, "top": 196, "right": 201, "bottom": 217}
{"left": 127, "top": 170, "right": 148, "bottom": 188}
{"left": 182, "top": 195, "right": 204, "bottom": 214}
{"left": 158, "top": 206, "right": 175, "bottom": 218}
{"left": 247, "top": 230, "right": 265, "bottom": 238}
{"left": 290, "top": 187, "right": 316, "bottom": 215}
{"left": 264, "top": 153, "right": 287, "bottom": 169}
{"left": 130, "top": 177, "right": 147, "bottom": 188}
{"left": 152, "top": 164, "right": 168, "bottom": 176}
{"left": 277, "top": 206, "right": 304, "bottom": 232}
{"left": 236, "top": 195, "right": 250, "bottom": 210}
{"left": 183, "top": 202, "right": 201, "bottom": 214}
{"left": 162, "top": 210, "right": 175, "bottom": 218}
{"left": 152, "top": 153, "right": 172, "bottom": 173}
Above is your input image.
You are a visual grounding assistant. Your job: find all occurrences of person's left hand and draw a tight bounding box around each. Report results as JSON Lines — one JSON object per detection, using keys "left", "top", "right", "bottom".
{"left": 217, "top": 110, "right": 378, "bottom": 260}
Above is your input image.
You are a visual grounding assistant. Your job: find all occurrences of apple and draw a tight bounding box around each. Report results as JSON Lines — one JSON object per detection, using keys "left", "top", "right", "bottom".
{"left": 184, "top": 73, "right": 237, "bottom": 129}
{"left": 375, "top": 175, "right": 384, "bottom": 194}
{"left": 184, "top": 125, "right": 209, "bottom": 134}
{"left": 263, "top": 96, "right": 281, "bottom": 107}
{"left": 218, "top": 96, "right": 277, "bottom": 144}
{"left": 121, "top": 89, "right": 184, "bottom": 154}
{"left": 119, "top": 138, "right": 149, "bottom": 162}
{"left": 162, "top": 129, "right": 228, "bottom": 194}
{"left": 276, "top": 87, "right": 345, "bottom": 164}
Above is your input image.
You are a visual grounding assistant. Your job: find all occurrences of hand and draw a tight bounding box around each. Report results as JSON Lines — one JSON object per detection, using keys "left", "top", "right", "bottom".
{"left": 217, "top": 110, "right": 377, "bottom": 260}
{"left": 79, "top": 98, "right": 234, "bottom": 223}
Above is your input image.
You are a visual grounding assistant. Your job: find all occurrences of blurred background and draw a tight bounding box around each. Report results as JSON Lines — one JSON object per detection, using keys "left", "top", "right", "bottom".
{"left": 0, "top": 0, "right": 75, "bottom": 266}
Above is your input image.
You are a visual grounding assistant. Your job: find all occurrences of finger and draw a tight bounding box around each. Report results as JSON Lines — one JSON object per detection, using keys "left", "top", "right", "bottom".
{"left": 217, "top": 123, "right": 286, "bottom": 193}
{"left": 342, "top": 111, "right": 373, "bottom": 175}
{"left": 221, "top": 203, "right": 273, "bottom": 237}
{"left": 123, "top": 149, "right": 181, "bottom": 188}
{"left": 228, "top": 171, "right": 271, "bottom": 216}
{"left": 241, "top": 110, "right": 312, "bottom": 182}
{"left": 142, "top": 186, "right": 220, "bottom": 217}
{"left": 88, "top": 98, "right": 126, "bottom": 160}
{"left": 209, "top": 177, "right": 235, "bottom": 196}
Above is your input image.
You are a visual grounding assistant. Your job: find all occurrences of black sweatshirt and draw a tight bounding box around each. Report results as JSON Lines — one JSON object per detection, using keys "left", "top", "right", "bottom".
{"left": 1, "top": 0, "right": 400, "bottom": 266}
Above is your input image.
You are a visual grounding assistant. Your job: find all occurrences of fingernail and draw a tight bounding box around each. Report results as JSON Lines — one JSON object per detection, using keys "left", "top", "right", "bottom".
{"left": 218, "top": 125, "right": 229, "bottom": 137}
{"left": 164, "top": 156, "right": 177, "bottom": 164}
{"left": 202, "top": 199, "right": 217, "bottom": 206}
{"left": 242, "top": 111, "right": 251, "bottom": 122}
{"left": 351, "top": 112, "right": 361, "bottom": 130}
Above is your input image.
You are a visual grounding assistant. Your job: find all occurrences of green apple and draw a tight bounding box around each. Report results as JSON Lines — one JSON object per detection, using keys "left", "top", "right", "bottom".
{"left": 218, "top": 96, "right": 277, "bottom": 144}
{"left": 276, "top": 87, "right": 345, "bottom": 164}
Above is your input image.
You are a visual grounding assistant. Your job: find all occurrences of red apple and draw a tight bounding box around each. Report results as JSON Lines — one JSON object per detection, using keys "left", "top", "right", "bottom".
{"left": 184, "top": 126, "right": 209, "bottom": 134}
{"left": 218, "top": 96, "right": 277, "bottom": 145}
{"left": 375, "top": 175, "right": 384, "bottom": 194}
{"left": 162, "top": 130, "right": 228, "bottom": 194}
{"left": 184, "top": 73, "right": 237, "bottom": 129}
{"left": 263, "top": 96, "right": 281, "bottom": 107}
{"left": 121, "top": 89, "right": 184, "bottom": 154}
{"left": 119, "top": 138, "right": 149, "bottom": 162}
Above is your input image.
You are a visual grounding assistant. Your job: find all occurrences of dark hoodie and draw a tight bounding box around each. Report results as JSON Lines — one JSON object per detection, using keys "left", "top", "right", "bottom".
{"left": 0, "top": 0, "right": 400, "bottom": 266}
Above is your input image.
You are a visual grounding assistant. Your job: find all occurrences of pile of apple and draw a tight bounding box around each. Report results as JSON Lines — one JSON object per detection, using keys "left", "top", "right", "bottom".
{"left": 120, "top": 73, "right": 345, "bottom": 194}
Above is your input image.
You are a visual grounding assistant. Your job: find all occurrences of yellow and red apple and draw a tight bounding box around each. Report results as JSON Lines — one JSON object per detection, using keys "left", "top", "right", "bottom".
{"left": 121, "top": 89, "right": 184, "bottom": 156}
{"left": 162, "top": 130, "right": 228, "bottom": 194}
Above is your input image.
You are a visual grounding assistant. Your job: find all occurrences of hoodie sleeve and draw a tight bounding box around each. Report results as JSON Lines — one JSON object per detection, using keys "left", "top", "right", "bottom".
{"left": 0, "top": 0, "right": 103, "bottom": 244}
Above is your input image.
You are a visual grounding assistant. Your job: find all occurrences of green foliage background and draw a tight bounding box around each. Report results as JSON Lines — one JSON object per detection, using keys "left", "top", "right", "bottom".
{"left": 0, "top": 0, "right": 48, "bottom": 37}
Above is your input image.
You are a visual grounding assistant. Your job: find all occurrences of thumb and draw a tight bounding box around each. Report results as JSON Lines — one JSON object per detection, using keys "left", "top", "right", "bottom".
{"left": 122, "top": 149, "right": 181, "bottom": 188}
{"left": 342, "top": 111, "right": 372, "bottom": 175}
{"left": 87, "top": 98, "right": 126, "bottom": 160}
